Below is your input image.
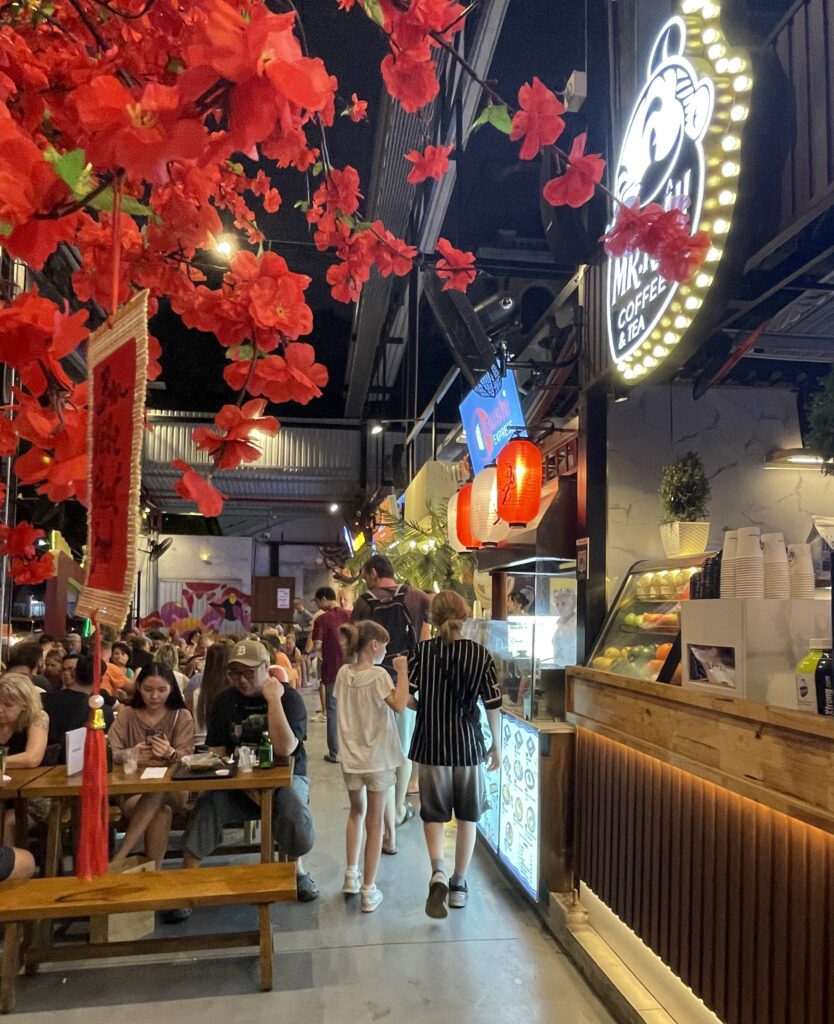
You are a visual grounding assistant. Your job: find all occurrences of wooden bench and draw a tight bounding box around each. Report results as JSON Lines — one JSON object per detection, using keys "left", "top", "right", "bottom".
{"left": 0, "top": 862, "right": 296, "bottom": 1013}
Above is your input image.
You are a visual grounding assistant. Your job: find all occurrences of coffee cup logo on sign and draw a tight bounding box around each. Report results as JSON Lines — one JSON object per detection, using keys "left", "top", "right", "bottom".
{"left": 607, "top": 17, "right": 715, "bottom": 366}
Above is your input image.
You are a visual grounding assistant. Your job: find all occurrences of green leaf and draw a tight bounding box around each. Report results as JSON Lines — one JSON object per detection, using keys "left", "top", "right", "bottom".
{"left": 226, "top": 161, "right": 244, "bottom": 175}
{"left": 352, "top": 219, "right": 373, "bottom": 233}
{"left": 363, "top": 0, "right": 385, "bottom": 28}
{"left": 0, "top": 220, "right": 12, "bottom": 238}
{"left": 166, "top": 57, "right": 185, "bottom": 74}
{"left": 44, "top": 147, "right": 87, "bottom": 192}
{"left": 227, "top": 344, "right": 255, "bottom": 362}
{"left": 311, "top": 161, "right": 324, "bottom": 177}
{"left": 337, "top": 212, "right": 355, "bottom": 228}
{"left": 293, "top": 199, "right": 310, "bottom": 211}
{"left": 89, "top": 188, "right": 152, "bottom": 218}
{"left": 470, "top": 104, "right": 513, "bottom": 137}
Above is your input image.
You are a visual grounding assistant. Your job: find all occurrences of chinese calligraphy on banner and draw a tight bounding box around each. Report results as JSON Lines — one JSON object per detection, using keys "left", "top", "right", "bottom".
{"left": 76, "top": 290, "right": 149, "bottom": 628}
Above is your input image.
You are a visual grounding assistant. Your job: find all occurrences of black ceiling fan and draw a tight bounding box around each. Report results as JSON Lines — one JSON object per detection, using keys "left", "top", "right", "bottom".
{"left": 143, "top": 537, "right": 173, "bottom": 562}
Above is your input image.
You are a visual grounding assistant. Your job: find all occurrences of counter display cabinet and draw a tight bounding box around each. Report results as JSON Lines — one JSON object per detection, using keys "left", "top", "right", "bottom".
{"left": 588, "top": 554, "right": 710, "bottom": 684}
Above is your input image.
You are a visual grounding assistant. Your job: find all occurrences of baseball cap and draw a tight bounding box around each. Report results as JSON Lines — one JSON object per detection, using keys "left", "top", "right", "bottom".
{"left": 228, "top": 639, "right": 269, "bottom": 667}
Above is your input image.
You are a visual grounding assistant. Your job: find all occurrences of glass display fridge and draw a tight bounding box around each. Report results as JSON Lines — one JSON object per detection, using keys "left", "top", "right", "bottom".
{"left": 588, "top": 554, "right": 710, "bottom": 683}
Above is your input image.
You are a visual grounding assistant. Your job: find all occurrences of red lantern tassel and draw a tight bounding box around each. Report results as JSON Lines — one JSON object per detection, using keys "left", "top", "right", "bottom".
{"left": 76, "top": 622, "right": 110, "bottom": 880}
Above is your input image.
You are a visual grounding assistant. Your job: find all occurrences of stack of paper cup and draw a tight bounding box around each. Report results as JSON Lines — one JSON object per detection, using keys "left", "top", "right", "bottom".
{"left": 735, "top": 527, "right": 764, "bottom": 598}
{"left": 720, "top": 530, "right": 738, "bottom": 598}
{"left": 762, "top": 532, "right": 790, "bottom": 598}
{"left": 788, "top": 543, "right": 816, "bottom": 598}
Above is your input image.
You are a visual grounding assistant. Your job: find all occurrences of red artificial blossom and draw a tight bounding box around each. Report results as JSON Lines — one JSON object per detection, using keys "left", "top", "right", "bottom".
{"left": 510, "top": 77, "right": 566, "bottom": 160}
{"left": 193, "top": 399, "right": 280, "bottom": 470}
{"left": 0, "top": 521, "right": 55, "bottom": 584}
{"left": 404, "top": 144, "right": 453, "bottom": 184}
{"left": 347, "top": 93, "right": 368, "bottom": 122}
{"left": 171, "top": 460, "right": 227, "bottom": 519}
{"left": 435, "top": 238, "right": 477, "bottom": 292}
{"left": 543, "top": 134, "right": 605, "bottom": 209}
{"left": 601, "top": 198, "right": 711, "bottom": 284}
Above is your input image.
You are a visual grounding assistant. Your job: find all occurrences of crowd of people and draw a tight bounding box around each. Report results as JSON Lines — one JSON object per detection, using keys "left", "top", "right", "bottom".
{"left": 0, "top": 557, "right": 508, "bottom": 920}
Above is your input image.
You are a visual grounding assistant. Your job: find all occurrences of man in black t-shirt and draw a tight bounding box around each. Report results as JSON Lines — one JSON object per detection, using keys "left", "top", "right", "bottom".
{"left": 42, "top": 656, "right": 114, "bottom": 763}
{"left": 182, "top": 639, "right": 318, "bottom": 901}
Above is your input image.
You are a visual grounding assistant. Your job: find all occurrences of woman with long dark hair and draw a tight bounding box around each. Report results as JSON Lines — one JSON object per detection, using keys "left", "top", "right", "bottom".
{"left": 109, "top": 663, "right": 195, "bottom": 868}
{"left": 187, "top": 641, "right": 231, "bottom": 744}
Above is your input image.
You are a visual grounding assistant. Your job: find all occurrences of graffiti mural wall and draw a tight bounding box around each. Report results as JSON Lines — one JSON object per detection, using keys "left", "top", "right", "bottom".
{"left": 140, "top": 580, "right": 252, "bottom": 634}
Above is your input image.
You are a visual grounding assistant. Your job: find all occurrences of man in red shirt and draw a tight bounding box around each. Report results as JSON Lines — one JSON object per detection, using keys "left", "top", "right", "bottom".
{"left": 309, "top": 586, "right": 351, "bottom": 763}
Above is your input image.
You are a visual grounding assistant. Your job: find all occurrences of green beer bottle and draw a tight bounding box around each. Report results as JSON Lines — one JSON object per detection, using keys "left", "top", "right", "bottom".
{"left": 257, "top": 731, "right": 273, "bottom": 769}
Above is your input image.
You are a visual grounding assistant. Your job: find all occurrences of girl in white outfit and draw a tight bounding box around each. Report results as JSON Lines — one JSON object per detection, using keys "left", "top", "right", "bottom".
{"left": 336, "top": 621, "right": 409, "bottom": 912}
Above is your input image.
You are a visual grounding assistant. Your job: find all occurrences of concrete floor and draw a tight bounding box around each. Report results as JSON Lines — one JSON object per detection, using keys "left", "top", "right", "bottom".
{"left": 15, "top": 692, "right": 615, "bottom": 1024}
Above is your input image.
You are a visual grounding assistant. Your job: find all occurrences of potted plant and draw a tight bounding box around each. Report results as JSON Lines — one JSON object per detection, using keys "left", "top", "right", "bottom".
{"left": 658, "top": 451, "right": 711, "bottom": 557}
{"left": 807, "top": 368, "right": 834, "bottom": 474}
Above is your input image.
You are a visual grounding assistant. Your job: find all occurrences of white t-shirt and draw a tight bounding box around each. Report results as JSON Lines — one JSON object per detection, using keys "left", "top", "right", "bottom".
{"left": 334, "top": 663, "right": 403, "bottom": 774}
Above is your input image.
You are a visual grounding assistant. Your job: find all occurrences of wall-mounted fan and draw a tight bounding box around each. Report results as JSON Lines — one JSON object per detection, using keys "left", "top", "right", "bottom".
{"left": 143, "top": 537, "right": 173, "bottom": 562}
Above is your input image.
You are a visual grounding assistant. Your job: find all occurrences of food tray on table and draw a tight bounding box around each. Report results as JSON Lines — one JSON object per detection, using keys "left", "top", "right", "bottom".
{"left": 172, "top": 757, "right": 238, "bottom": 781}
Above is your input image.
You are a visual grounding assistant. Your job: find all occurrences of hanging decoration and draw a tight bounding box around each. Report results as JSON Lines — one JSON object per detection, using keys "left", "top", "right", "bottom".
{"left": 497, "top": 439, "right": 543, "bottom": 527}
{"left": 447, "top": 491, "right": 466, "bottom": 553}
{"left": 76, "top": 289, "right": 149, "bottom": 627}
{"left": 470, "top": 466, "right": 502, "bottom": 547}
{"left": 456, "top": 482, "right": 481, "bottom": 550}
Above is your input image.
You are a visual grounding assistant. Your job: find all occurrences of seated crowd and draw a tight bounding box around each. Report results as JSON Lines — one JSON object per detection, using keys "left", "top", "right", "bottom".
{"left": 0, "top": 623, "right": 320, "bottom": 904}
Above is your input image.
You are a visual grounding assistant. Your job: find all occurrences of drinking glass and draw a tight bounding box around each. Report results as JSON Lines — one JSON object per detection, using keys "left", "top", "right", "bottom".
{"left": 123, "top": 746, "right": 139, "bottom": 775}
{"left": 0, "top": 744, "right": 7, "bottom": 780}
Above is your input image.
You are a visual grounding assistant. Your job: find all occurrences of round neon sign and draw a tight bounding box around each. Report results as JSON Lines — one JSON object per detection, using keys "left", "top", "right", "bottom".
{"left": 606, "top": 2, "right": 752, "bottom": 380}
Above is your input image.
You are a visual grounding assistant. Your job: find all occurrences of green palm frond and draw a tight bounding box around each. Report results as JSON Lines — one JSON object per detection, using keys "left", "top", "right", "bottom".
{"left": 345, "top": 502, "right": 476, "bottom": 598}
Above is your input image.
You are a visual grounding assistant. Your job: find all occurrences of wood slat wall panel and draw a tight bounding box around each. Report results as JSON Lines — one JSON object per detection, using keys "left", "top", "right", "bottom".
{"left": 575, "top": 729, "right": 834, "bottom": 1024}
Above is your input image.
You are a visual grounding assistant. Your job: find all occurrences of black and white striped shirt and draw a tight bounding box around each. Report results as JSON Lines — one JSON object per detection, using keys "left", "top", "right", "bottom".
{"left": 407, "top": 638, "right": 502, "bottom": 766}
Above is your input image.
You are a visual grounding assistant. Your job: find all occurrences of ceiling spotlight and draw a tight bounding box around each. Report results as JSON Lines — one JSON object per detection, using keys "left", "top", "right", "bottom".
{"left": 215, "top": 235, "right": 236, "bottom": 258}
{"left": 329, "top": 503, "right": 340, "bottom": 514}
{"left": 370, "top": 422, "right": 384, "bottom": 436}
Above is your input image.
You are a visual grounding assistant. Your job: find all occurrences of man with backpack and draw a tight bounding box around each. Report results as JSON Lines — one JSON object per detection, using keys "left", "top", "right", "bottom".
{"left": 351, "top": 555, "right": 431, "bottom": 852}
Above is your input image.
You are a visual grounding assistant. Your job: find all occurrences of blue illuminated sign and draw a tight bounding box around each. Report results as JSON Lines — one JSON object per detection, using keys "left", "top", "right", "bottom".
{"left": 459, "top": 368, "right": 527, "bottom": 474}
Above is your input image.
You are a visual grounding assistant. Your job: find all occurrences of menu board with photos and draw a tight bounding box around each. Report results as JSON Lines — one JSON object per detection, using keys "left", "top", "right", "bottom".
{"left": 497, "top": 713, "right": 540, "bottom": 899}
{"left": 475, "top": 704, "right": 500, "bottom": 853}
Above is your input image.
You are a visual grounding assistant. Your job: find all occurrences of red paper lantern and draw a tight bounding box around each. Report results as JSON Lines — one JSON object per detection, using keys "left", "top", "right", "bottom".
{"left": 456, "top": 482, "right": 481, "bottom": 549}
{"left": 497, "top": 439, "right": 543, "bottom": 527}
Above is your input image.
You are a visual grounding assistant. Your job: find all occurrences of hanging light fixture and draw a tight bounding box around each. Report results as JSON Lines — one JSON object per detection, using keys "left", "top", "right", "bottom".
{"left": 446, "top": 491, "right": 466, "bottom": 552}
{"left": 470, "top": 466, "right": 502, "bottom": 547}
{"left": 456, "top": 482, "right": 481, "bottom": 550}
{"left": 497, "top": 439, "right": 543, "bottom": 527}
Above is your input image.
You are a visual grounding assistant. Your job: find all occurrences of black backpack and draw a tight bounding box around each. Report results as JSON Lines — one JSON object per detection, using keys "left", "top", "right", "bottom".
{"left": 362, "top": 586, "right": 416, "bottom": 671}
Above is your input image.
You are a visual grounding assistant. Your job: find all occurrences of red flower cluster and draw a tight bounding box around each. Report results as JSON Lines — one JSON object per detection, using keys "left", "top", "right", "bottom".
{"left": 180, "top": 250, "right": 313, "bottom": 351}
{"left": 435, "top": 238, "right": 476, "bottom": 292}
{"left": 601, "top": 199, "right": 711, "bottom": 283}
{"left": 223, "top": 344, "right": 329, "bottom": 405}
{"left": 193, "top": 399, "right": 280, "bottom": 470}
{"left": 0, "top": 521, "right": 55, "bottom": 584}
{"left": 371, "top": 0, "right": 466, "bottom": 113}
{"left": 405, "top": 144, "right": 453, "bottom": 184}
{"left": 543, "top": 134, "right": 605, "bottom": 209}
{"left": 348, "top": 93, "right": 368, "bottom": 122}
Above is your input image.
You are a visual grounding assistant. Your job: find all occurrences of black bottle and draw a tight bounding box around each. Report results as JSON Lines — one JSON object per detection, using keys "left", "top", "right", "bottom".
{"left": 815, "top": 648, "right": 833, "bottom": 716}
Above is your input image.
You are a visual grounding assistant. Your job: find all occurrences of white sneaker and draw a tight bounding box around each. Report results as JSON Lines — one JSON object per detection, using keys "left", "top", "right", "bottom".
{"left": 361, "top": 885, "right": 383, "bottom": 913}
{"left": 311, "top": 712, "right": 327, "bottom": 723}
{"left": 342, "top": 869, "right": 361, "bottom": 895}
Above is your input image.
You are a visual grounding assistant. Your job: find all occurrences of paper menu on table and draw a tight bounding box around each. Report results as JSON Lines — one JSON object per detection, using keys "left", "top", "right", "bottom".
{"left": 140, "top": 767, "right": 168, "bottom": 780}
{"left": 65, "top": 727, "right": 86, "bottom": 776}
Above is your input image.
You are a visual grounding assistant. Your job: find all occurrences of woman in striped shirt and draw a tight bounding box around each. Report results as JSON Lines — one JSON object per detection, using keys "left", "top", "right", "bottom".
{"left": 406, "top": 590, "right": 502, "bottom": 919}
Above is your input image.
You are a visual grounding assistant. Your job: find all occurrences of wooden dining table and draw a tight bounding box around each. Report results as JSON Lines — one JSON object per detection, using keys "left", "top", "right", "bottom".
{"left": 19, "top": 759, "right": 293, "bottom": 877}
{"left": 0, "top": 768, "right": 55, "bottom": 847}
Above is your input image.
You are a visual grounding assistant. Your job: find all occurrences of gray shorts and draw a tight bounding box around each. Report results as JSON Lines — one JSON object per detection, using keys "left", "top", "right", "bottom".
{"left": 417, "top": 763, "right": 486, "bottom": 823}
{"left": 343, "top": 768, "right": 396, "bottom": 792}
{"left": 183, "top": 775, "right": 315, "bottom": 860}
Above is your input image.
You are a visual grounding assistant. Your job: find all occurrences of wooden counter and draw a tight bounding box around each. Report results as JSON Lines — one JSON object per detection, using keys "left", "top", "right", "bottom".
{"left": 567, "top": 665, "right": 834, "bottom": 835}
{"left": 566, "top": 666, "right": 834, "bottom": 1024}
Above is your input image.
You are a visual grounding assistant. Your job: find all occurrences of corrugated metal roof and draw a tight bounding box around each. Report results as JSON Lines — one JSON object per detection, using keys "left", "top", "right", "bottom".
{"left": 144, "top": 422, "right": 359, "bottom": 474}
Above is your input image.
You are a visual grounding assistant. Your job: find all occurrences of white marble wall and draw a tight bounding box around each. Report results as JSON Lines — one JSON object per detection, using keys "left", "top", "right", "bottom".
{"left": 607, "top": 384, "right": 834, "bottom": 602}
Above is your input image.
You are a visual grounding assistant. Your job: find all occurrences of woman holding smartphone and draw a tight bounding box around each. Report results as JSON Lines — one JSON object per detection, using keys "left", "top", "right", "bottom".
{"left": 109, "top": 662, "right": 195, "bottom": 868}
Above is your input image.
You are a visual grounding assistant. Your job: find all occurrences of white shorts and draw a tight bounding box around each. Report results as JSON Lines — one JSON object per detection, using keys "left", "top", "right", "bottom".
{"left": 343, "top": 768, "right": 397, "bottom": 792}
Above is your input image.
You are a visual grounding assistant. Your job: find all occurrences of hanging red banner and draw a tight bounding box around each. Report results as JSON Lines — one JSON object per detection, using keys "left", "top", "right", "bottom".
{"left": 76, "top": 289, "right": 149, "bottom": 629}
